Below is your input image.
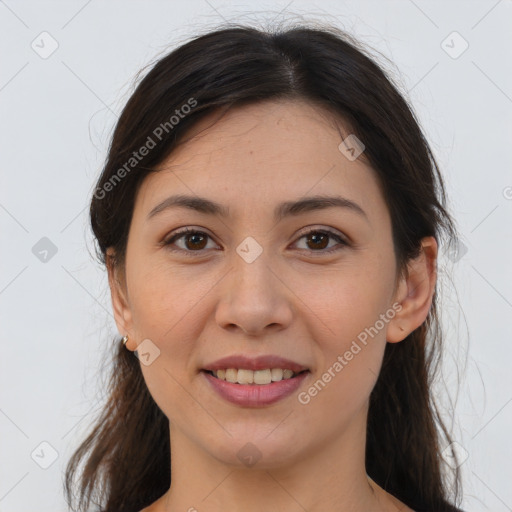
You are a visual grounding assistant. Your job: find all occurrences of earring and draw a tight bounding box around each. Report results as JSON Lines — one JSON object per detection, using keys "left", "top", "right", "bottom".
{"left": 122, "top": 335, "right": 129, "bottom": 347}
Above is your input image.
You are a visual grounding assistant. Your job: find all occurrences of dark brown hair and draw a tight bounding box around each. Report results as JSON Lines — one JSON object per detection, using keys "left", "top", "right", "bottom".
{"left": 64, "top": 21, "right": 464, "bottom": 512}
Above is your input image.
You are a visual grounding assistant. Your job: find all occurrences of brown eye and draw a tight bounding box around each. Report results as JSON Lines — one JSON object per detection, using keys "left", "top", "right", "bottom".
{"left": 164, "top": 228, "right": 217, "bottom": 254}
{"left": 305, "top": 232, "right": 329, "bottom": 250}
{"left": 182, "top": 232, "right": 208, "bottom": 250}
{"left": 293, "top": 228, "right": 348, "bottom": 255}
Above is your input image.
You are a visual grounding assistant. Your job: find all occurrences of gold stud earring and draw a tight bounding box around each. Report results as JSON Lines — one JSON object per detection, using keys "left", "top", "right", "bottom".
{"left": 122, "top": 335, "right": 129, "bottom": 347}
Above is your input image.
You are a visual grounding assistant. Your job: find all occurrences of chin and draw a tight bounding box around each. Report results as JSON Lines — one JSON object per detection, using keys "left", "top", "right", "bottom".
{"left": 205, "top": 429, "right": 306, "bottom": 470}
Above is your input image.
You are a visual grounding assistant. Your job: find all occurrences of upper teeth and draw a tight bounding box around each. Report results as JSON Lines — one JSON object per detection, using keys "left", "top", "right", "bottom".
{"left": 212, "top": 368, "right": 297, "bottom": 385}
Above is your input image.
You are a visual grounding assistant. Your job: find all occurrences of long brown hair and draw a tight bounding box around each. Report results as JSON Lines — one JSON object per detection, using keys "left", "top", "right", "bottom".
{"left": 64, "top": 21, "right": 464, "bottom": 512}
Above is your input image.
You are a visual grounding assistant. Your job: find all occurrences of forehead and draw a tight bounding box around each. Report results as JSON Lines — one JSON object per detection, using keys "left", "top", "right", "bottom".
{"left": 135, "top": 99, "right": 388, "bottom": 225}
{"left": 166, "top": 99, "right": 359, "bottom": 167}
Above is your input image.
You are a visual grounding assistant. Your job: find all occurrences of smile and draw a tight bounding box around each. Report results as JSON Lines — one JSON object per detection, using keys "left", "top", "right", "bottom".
{"left": 205, "top": 368, "right": 306, "bottom": 385}
{"left": 201, "top": 369, "right": 310, "bottom": 407}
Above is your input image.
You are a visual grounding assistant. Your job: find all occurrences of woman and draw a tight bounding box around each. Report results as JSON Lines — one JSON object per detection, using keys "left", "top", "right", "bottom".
{"left": 65, "top": 22, "right": 465, "bottom": 512}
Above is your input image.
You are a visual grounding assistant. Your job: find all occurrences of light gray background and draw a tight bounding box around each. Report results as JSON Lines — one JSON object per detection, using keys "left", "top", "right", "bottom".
{"left": 1, "top": 1, "right": 511, "bottom": 511}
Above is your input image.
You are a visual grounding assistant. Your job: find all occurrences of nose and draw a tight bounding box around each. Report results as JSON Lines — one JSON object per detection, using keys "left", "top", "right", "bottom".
{"left": 214, "top": 250, "right": 294, "bottom": 336}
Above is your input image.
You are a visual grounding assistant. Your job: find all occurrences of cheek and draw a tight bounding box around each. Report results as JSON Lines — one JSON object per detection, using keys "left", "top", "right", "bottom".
{"left": 295, "top": 280, "right": 389, "bottom": 425}
{"left": 129, "top": 265, "right": 209, "bottom": 424}
{"left": 128, "top": 260, "right": 211, "bottom": 340}
{"left": 127, "top": 264, "right": 208, "bottom": 409}
{"left": 292, "top": 254, "right": 395, "bottom": 344}
{"left": 291, "top": 255, "right": 394, "bottom": 407}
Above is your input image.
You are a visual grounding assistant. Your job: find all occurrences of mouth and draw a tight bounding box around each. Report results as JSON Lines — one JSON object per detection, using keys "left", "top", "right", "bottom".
{"left": 200, "top": 368, "right": 310, "bottom": 407}
{"left": 201, "top": 368, "right": 310, "bottom": 385}
{"left": 200, "top": 354, "right": 310, "bottom": 406}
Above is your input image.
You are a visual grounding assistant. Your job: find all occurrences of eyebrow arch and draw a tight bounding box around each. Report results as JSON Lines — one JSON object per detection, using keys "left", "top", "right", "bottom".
{"left": 147, "top": 194, "right": 369, "bottom": 223}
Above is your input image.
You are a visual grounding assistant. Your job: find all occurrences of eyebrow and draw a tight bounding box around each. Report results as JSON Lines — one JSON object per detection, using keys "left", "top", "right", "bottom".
{"left": 147, "top": 194, "right": 369, "bottom": 223}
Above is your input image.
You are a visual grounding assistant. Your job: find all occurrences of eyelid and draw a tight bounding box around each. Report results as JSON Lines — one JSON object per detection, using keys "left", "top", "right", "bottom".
{"left": 294, "top": 225, "right": 349, "bottom": 243}
{"left": 291, "top": 226, "right": 349, "bottom": 255}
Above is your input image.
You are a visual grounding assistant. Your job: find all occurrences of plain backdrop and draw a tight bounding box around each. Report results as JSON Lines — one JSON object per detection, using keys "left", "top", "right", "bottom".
{"left": 1, "top": 1, "right": 511, "bottom": 511}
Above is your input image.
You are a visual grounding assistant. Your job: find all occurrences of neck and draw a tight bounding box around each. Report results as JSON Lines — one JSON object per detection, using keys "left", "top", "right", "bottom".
{"left": 151, "top": 408, "right": 403, "bottom": 512}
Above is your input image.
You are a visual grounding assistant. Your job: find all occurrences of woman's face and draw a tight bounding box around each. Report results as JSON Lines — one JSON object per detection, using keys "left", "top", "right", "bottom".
{"left": 110, "top": 99, "right": 426, "bottom": 469}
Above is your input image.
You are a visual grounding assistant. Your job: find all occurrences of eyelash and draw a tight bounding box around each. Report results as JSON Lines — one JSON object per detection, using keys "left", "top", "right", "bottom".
{"left": 162, "top": 226, "right": 349, "bottom": 257}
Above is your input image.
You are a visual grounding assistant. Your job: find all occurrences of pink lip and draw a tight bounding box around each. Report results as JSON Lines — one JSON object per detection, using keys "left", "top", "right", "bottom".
{"left": 202, "top": 354, "right": 308, "bottom": 373}
{"left": 202, "top": 370, "right": 309, "bottom": 407}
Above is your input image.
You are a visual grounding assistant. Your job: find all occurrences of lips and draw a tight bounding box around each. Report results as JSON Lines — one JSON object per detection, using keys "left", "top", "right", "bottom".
{"left": 202, "top": 369, "right": 309, "bottom": 407}
{"left": 202, "top": 354, "right": 309, "bottom": 373}
{"left": 200, "top": 354, "right": 310, "bottom": 407}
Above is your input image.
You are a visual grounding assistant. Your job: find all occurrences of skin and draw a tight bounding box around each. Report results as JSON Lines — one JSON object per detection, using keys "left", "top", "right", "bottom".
{"left": 107, "top": 99, "right": 437, "bottom": 512}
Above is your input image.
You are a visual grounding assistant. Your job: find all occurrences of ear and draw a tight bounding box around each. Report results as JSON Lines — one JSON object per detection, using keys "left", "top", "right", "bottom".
{"left": 386, "top": 236, "right": 438, "bottom": 343}
{"left": 106, "top": 248, "right": 135, "bottom": 350}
